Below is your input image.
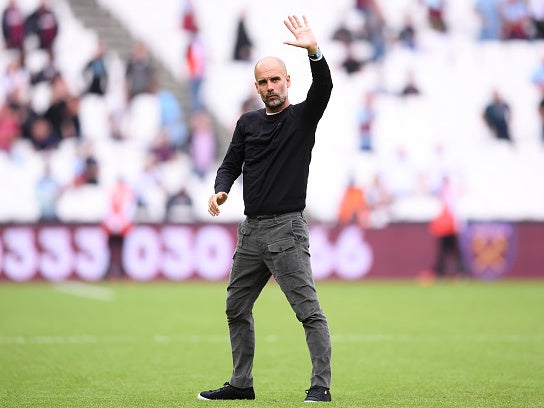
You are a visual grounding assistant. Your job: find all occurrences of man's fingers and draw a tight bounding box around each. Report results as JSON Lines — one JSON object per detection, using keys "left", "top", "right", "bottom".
{"left": 208, "top": 193, "right": 227, "bottom": 217}
{"left": 284, "top": 18, "right": 295, "bottom": 33}
{"left": 208, "top": 196, "right": 217, "bottom": 216}
{"left": 208, "top": 204, "right": 219, "bottom": 216}
{"left": 287, "top": 15, "right": 297, "bottom": 27}
{"left": 285, "top": 15, "right": 307, "bottom": 33}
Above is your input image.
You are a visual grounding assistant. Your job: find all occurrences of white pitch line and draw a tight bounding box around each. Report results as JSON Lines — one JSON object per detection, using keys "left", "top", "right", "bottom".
{"left": 54, "top": 282, "right": 115, "bottom": 302}
{"left": 0, "top": 334, "right": 542, "bottom": 346}
{"left": 330, "top": 334, "right": 544, "bottom": 343}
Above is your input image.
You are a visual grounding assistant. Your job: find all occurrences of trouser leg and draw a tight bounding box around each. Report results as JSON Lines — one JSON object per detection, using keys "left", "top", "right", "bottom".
{"left": 226, "top": 221, "right": 270, "bottom": 388}
{"left": 263, "top": 214, "right": 332, "bottom": 388}
{"left": 434, "top": 237, "right": 447, "bottom": 276}
{"left": 277, "top": 271, "right": 331, "bottom": 388}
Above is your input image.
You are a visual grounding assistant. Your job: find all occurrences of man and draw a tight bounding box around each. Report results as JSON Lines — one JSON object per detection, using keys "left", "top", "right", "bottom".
{"left": 25, "top": 0, "right": 58, "bottom": 54}
{"left": 483, "top": 89, "right": 512, "bottom": 143}
{"left": 2, "top": 0, "right": 25, "bottom": 52}
{"left": 198, "top": 15, "right": 333, "bottom": 403}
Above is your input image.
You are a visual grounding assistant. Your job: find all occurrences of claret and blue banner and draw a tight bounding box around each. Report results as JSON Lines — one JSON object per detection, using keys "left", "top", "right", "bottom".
{"left": 0, "top": 222, "right": 541, "bottom": 282}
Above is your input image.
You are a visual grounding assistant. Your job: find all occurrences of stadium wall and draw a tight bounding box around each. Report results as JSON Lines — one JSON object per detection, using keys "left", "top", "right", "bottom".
{"left": 0, "top": 222, "right": 541, "bottom": 282}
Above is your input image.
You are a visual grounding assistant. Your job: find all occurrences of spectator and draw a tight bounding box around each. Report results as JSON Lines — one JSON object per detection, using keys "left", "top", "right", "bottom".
{"left": 365, "top": 172, "right": 393, "bottom": 227}
{"left": 28, "top": 116, "right": 57, "bottom": 151}
{"left": 2, "top": 55, "right": 30, "bottom": 106}
{"left": 529, "top": 0, "right": 544, "bottom": 39}
{"left": 483, "top": 89, "right": 513, "bottom": 142}
{"left": 43, "top": 74, "right": 81, "bottom": 142}
{"left": 532, "top": 55, "right": 544, "bottom": 141}
{"left": 59, "top": 96, "right": 80, "bottom": 141}
{"left": 165, "top": 185, "right": 194, "bottom": 222}
{"left": 340, "top": 43, "right": 366, "bottom": 75}
{"left": 337, "top": 178, "right": 371, "bottom": 227}
{"left": 108, "top": 107, "right": 125, "bottom": 142}
{"left": 35, "top": 157, "right": 62, "bottom": 222}
{"left": 500, "top": 0, "right": 532, "bottom": 40}
{"left": 133, "top": 156, "right": 166, "bottom": 221}
{"left": 9, "top": 89, "right": 36, "bottom": 143}
{"left": 2, "top": 0, "right": 25, "bottom": 52}
{"left": 355, "top": 0, "right": 376, "bottom": 15}
{"left": 0, "top": 102, "right": 20, "bottom": 153}
{"left": 188, "top": 110, "right": 216, "bottom": 178}
{"left": 539, "top": 99, "right": 544, "bottom": 142}
{"left": 25, "top": 0, "right": 58, "bottom": 55}
{"left": 423, "top": 0, "right": 448, "bottom": 33}
{"left": 157, "top": 89, "right": 187, "bottom": 149}
{"left": 73, "top": 155, "right": 99, "bottom": 186}
{"left": 357, "top": 92, "right": 376, "bottom": 151}
{"left": 475, "top": 0, "right": 503, "bottom": 40}
{"left": 232, "top": 9, "right": 253, "bottom": 62}
{"left": 30, "top": 51, "right": 59, "bottom": 85}
{"left": 331, "top": 19, "right": 355, "bottom": 45}
{"left": 185, "top": 30, "right": 207, "bottom": 112}
{"left": 125, "top": 41, "right": 155, "bottom": 101}
{"left": 531, "top": 54, "right": 544, "bottom": 93}
{"left": 82, "top": 40, "right": 109, "bottom": 96}
{"left": 399, "top": 70, "right": 421, "bottom": 97}
{"left": 180, "top": 0, "right": 198, "bottom": 34}
{"left": 398, "top": 14, "right": 418, "bottom": 50}
{"left": 359, "top": 0, "right": 387, "bottom": 62}
{"left": 150, "top": 129, "right": 177, "bottom": 163}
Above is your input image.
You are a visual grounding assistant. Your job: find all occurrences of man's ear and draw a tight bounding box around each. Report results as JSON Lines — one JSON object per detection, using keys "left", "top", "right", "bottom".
{"left": 286, "top": 75, "right": 291, "bottom": 88}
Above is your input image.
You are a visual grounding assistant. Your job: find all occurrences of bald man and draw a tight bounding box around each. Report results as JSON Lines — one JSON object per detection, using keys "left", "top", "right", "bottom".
{"left": 200, "top": 15, "right": 333, "bottom": 403}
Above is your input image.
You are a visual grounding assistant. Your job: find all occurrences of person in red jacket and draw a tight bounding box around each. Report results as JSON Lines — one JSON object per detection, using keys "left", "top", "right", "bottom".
{"left": 101, "top": 179, "right": 136, "bottom": 278}
{"left": 427, "top": 177, "right": 467, "bottom": 279}
{"left": 2, "top": 0, "right": 25, "bottom": 52}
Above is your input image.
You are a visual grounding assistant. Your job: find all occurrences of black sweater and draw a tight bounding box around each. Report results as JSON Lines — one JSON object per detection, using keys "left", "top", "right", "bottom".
{"left": 214, "top": 56, "right": 333, "bottom": 216}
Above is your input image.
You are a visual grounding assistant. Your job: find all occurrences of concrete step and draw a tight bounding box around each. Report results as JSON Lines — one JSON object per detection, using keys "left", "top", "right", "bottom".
{"left": 62, "top": 0, "right": 229, "bottom": 148}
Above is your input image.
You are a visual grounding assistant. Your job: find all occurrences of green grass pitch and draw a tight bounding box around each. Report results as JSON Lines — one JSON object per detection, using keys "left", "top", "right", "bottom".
{"left": 0, "top": 280, "right": 543, "bottom": 407}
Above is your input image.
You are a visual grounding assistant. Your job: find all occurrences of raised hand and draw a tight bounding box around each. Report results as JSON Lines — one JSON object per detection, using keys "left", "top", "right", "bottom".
{"left": 283, "top": 15, "right": 318, "bottom": 54}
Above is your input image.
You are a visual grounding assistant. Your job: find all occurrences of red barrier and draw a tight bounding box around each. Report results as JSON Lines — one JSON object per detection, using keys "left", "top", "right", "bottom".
{"left": 0, "top": 222, "right": 542, "bottom": 281}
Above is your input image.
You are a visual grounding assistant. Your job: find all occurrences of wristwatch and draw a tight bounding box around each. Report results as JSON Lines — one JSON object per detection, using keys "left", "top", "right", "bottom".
{"left": 308, "top": 48, "right": 322, "bottom": 60}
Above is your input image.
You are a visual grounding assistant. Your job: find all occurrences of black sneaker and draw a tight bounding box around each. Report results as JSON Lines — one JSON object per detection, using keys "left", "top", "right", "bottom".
{"left": 197, "top": 382, "right": 255, "bottom": 400}
{"left": 304, "top": 385, "right": 332, "bottom": 402}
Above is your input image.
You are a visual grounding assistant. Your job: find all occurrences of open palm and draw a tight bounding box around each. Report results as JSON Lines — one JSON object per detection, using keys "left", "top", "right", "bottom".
{"left": 283, "top": 15, "right": 318, "bottom": 51}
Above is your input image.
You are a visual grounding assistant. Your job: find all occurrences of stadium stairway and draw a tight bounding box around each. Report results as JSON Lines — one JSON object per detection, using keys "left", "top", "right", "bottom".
{"left": 63, "top": 0, "right": 186, "bottom": 105}
{"left": 62, "top": 0, "right": 229, "bottom": 145}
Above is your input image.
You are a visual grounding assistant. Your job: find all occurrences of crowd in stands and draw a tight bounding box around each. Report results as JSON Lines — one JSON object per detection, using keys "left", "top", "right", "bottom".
{"left": 1, "top": 0, "right": 544, "bottom": 226}
{"left": 330, "top": 0, "right": 544, "bottom": 227}
{"left": 0, "top": 0, "right": 222, "bottom": 225}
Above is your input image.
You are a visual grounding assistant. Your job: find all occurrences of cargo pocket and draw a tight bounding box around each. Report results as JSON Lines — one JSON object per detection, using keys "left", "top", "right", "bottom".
{"left": 268, "top": 237, "right": 301, "bottom": 275}
{"left": 236, "top": 221, "right": 251, "bottom": 252}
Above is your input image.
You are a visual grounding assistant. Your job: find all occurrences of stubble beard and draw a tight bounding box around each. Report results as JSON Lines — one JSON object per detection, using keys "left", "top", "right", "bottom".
{"left": 263, "top": 93, "right": 287, "bottom": 111}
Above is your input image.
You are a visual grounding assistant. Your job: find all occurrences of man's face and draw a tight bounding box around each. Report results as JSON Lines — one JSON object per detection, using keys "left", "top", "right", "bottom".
{"left": 254, "top": 58, "right": 290, "bottom": 113}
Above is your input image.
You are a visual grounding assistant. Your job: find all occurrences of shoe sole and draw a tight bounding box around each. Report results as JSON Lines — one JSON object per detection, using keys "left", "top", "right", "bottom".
{"left": 197, "top": 393, "right": 255, "bottom": 401}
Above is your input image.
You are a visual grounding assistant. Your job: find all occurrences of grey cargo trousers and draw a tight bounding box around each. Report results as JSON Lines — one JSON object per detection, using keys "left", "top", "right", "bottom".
{"left": 226, "top": 211, "right": 332, "bottom": 389}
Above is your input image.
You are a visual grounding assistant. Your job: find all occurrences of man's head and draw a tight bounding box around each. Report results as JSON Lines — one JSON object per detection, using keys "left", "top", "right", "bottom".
{"left": 254, "top": 56, "right": 291, "bottom": 113}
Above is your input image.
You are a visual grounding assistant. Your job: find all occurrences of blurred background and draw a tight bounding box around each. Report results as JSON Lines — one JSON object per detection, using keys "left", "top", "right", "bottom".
{"left": 1, "top": 0, "right": 543, "bottom": 281}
